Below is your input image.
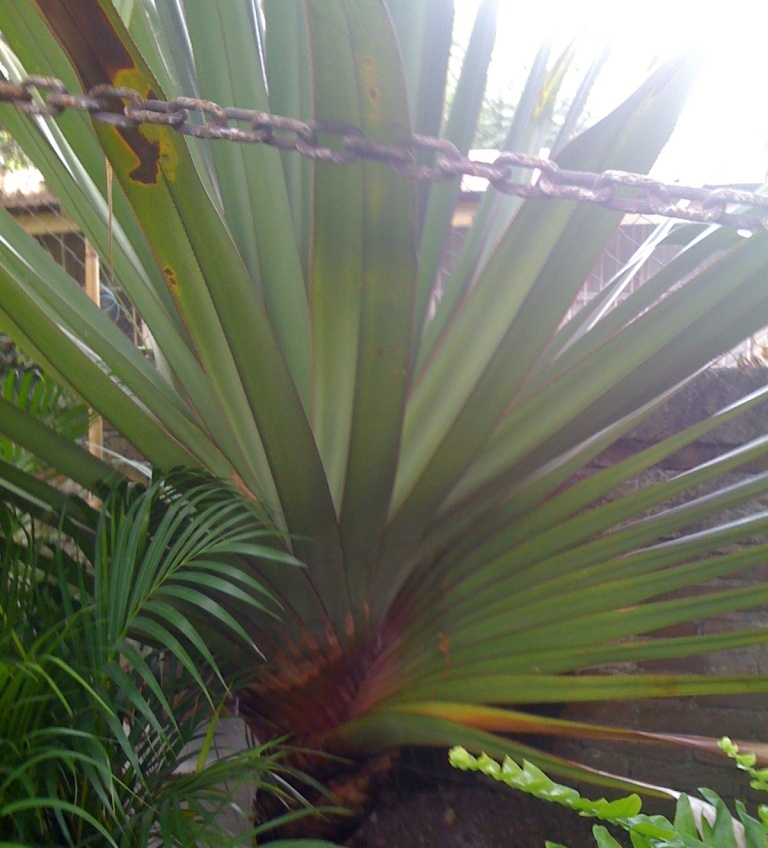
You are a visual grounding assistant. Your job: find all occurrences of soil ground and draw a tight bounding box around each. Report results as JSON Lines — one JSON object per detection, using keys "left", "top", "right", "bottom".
{"left": 345, "top": 750, "right": 637, "bottom": 848}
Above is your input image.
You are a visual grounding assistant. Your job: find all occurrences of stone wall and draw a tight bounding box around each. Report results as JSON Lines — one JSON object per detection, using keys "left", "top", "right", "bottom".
{"left": 553, "top": 366, "right": 768, "bottom": 808}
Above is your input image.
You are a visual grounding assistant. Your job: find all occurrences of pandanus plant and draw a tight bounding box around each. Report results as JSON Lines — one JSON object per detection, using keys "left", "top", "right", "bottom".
{"left": 4, "top": 0, "right": 768, "bottom": 809}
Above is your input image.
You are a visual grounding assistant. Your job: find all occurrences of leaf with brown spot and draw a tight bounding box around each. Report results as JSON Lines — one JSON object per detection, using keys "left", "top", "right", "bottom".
{"left": 33, "top": 0, "right": 135, "bottom": 89}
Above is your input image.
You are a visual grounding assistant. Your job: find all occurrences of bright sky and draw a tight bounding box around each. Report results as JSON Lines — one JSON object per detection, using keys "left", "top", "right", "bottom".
{"left": 455, "top": 1, "right": 768, "bottom": 186}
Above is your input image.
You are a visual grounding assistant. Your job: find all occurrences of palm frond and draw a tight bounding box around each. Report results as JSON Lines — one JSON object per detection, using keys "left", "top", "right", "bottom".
{"left": 1, "top": 0, "right": 768, "bottom": 808}
{"left": 0, "top": 474, "right": 313, "bottom": 846}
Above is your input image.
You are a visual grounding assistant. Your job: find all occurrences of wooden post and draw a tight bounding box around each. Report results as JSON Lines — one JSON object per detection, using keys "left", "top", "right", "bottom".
{"left": 84, "top": 238, "right": 103, "bottom": 461}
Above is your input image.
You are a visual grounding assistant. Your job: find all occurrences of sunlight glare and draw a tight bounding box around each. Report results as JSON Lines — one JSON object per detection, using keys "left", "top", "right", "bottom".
{"left": 455, "top": 1, "right": 768, "bottom": 185}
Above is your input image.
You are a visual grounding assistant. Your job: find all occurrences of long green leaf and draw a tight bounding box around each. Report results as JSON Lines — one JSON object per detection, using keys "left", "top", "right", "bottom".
{"left": 305, "top": 0, "right": 417, "bottom": 623}
{"left": 263, "top": 0, "right": 313, "bottom": 272}
{"left": 22, "top": 0, "right": 344, "bottom": 628}
{"left": 414, "top": 0, "right": 498, "bottom": 335}
{"left": 379, "top": 57, "right": 700, "bottom": 614}
{"left": 184, "top": 0, "right": 312, "bottom": 408}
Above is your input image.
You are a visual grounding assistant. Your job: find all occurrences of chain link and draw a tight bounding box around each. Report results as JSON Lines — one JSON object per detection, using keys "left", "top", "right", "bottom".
{"left": 2, "top": 76, "right": 767, "bottom": 231}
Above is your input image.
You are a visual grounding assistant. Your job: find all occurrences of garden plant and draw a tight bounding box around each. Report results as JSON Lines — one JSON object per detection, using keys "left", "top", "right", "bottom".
{"left": 449, "top": 741, "right": 768, "bottom": 848}
{"left": 0, "top": 472, "right": 338, "bottom": 847}
{"left": 0, "top": 340, "right": 88, "bottom": 473}
{"left": 3, "top": 0, "right": 768, "bottom": 827}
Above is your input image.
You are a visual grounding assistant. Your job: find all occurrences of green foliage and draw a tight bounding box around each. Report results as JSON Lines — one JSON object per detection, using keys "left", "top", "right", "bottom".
{"left": 0, "top": 474, "right": 329, "bottom": 847}
{"left": 0, "top": 340, "right": 88, "bottom": 473}
{"left": 450, "top": 745, "right": 768, "bottom": 848}
{"left": 719, "top": 738, "right": 768, "bottom": 828}
{"left": 4, "top": 0, "right": 768, "bottom": 802}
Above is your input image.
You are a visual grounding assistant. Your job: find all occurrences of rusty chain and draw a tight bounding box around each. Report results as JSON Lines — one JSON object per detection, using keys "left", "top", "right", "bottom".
{"left": 2, "top": 75, "right": 768, "bottom": 231}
